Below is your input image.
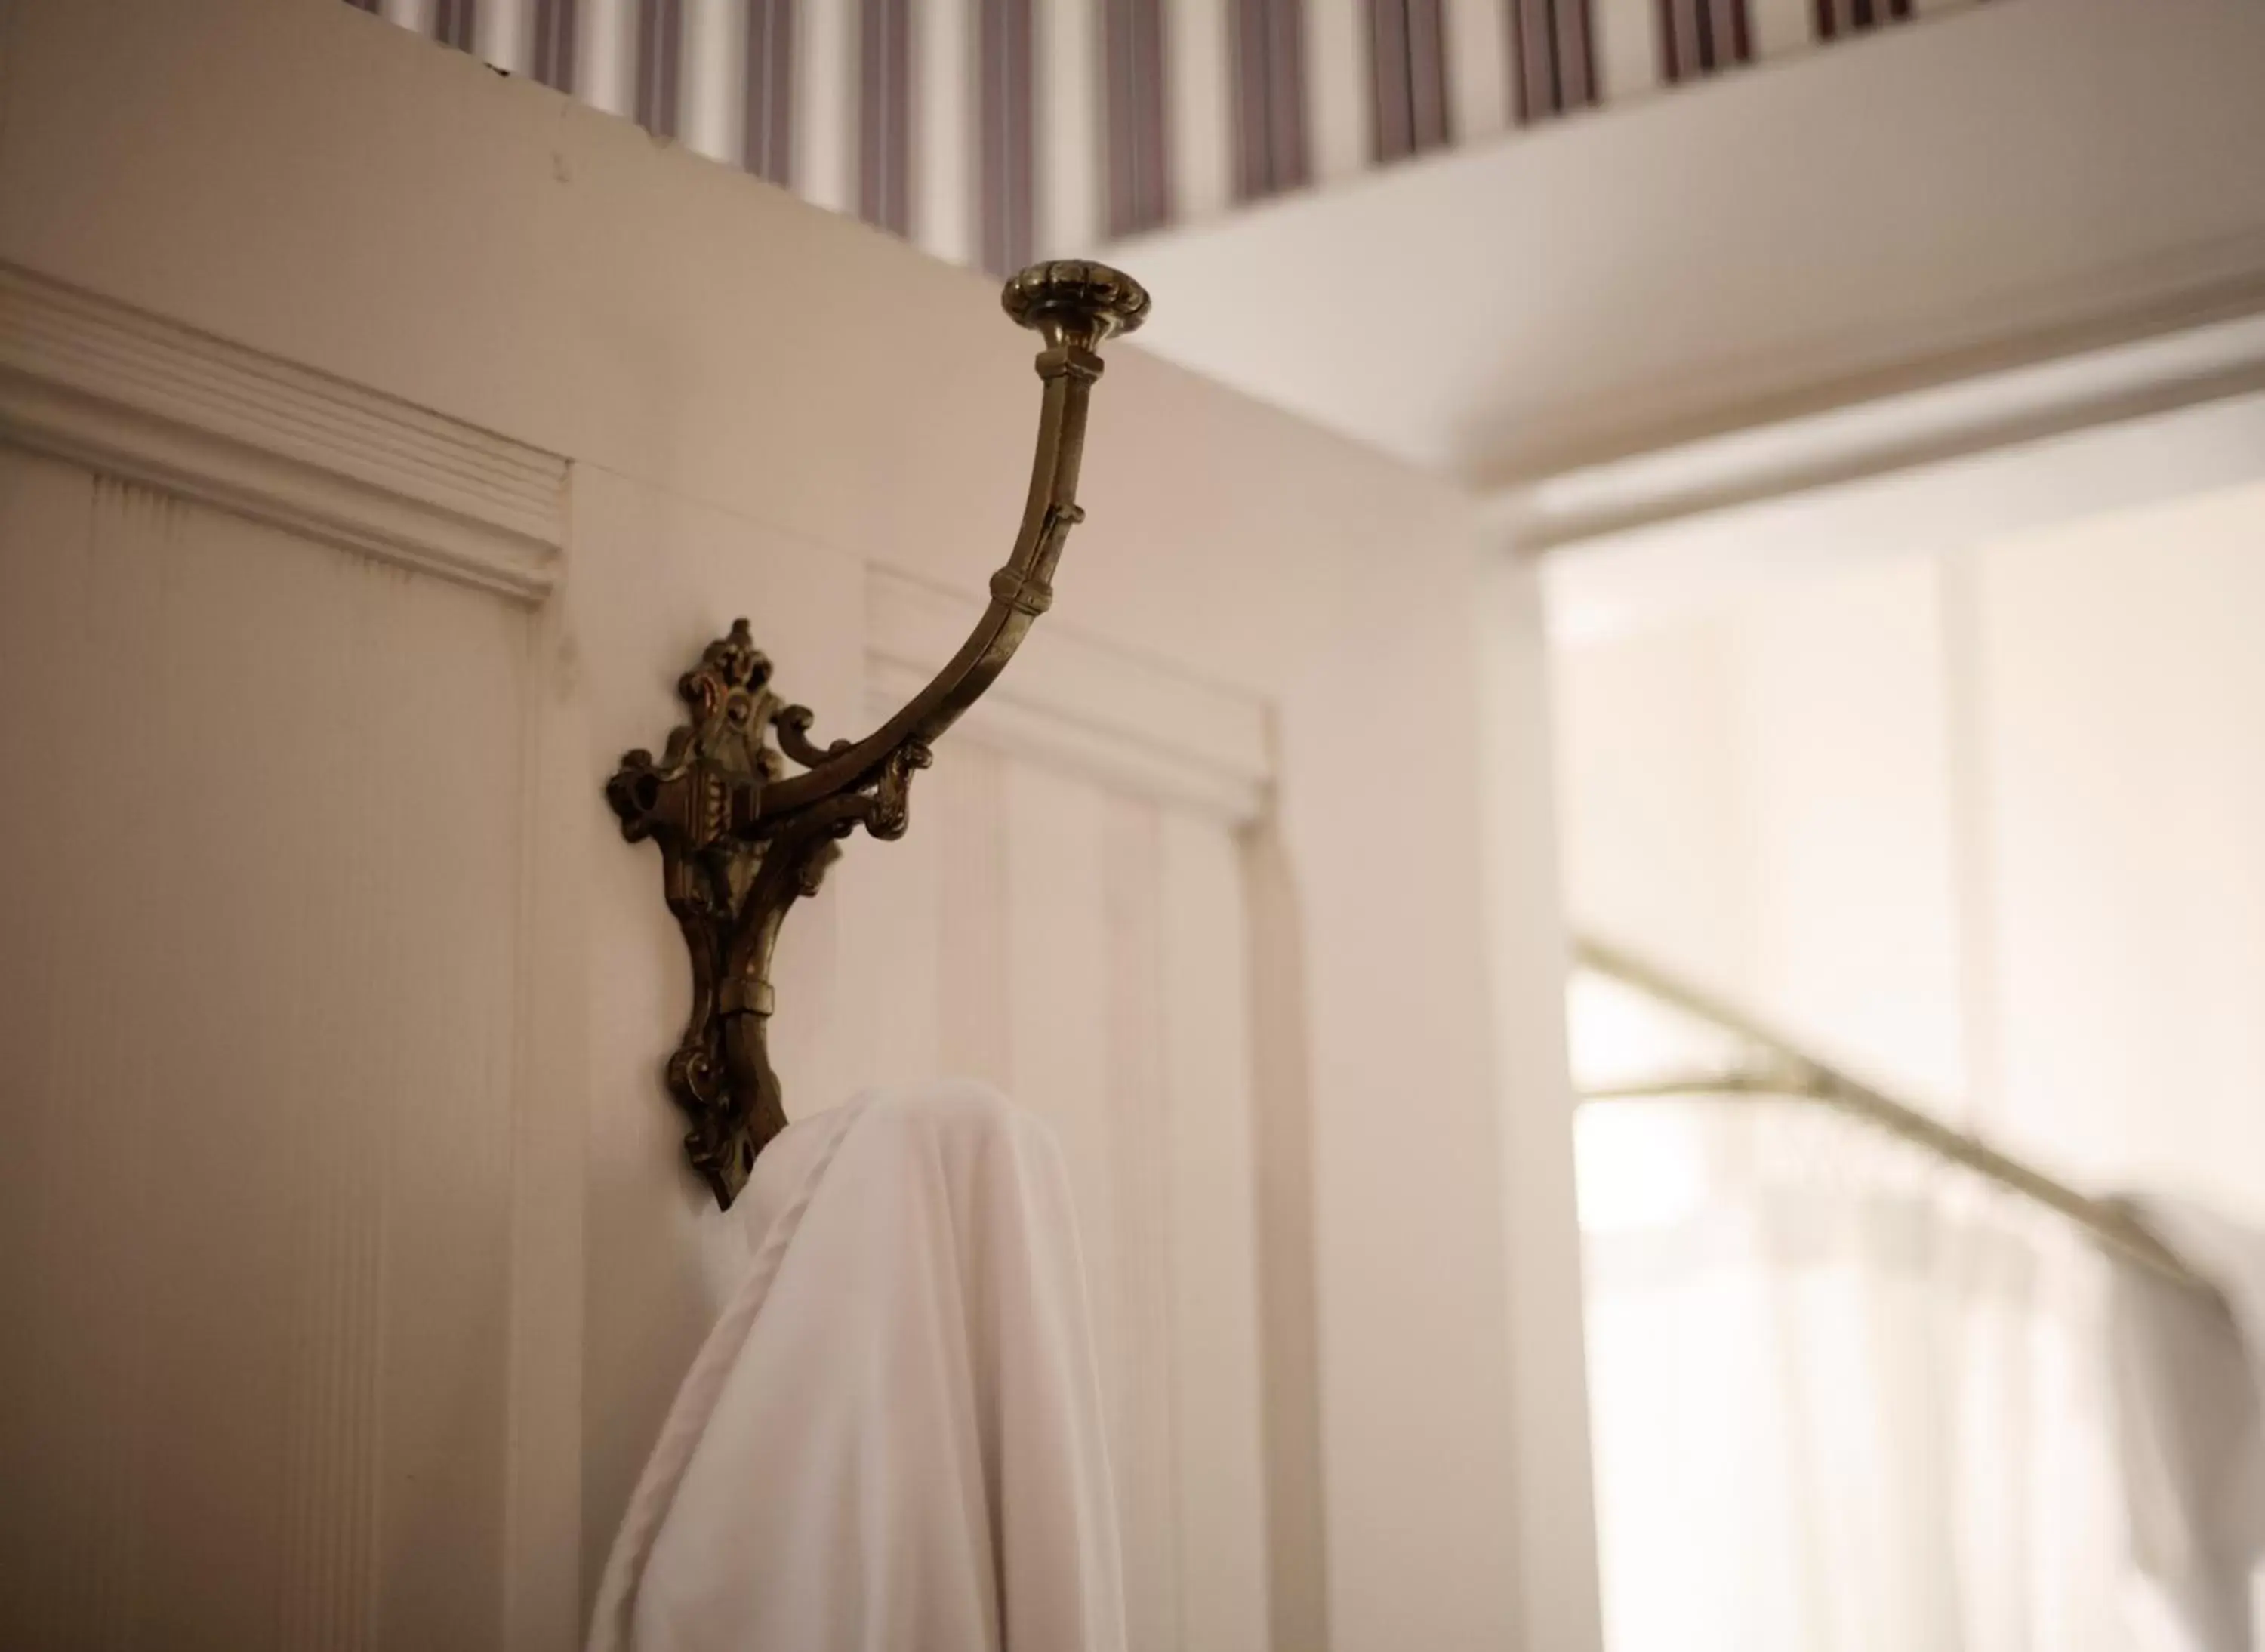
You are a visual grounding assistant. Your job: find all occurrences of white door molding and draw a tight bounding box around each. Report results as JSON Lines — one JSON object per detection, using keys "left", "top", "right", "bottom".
{"left": 1499, "top": 306, "right": 2265, "bottom": 555}
{"left": 1518, "top": 308, "right": 2265, "bottom": 643}
{"left": 864, "top": 567, "right": 1274, "bottom": 824}
{"left": 0, "top": 264, "right": 566, "bottom": 604}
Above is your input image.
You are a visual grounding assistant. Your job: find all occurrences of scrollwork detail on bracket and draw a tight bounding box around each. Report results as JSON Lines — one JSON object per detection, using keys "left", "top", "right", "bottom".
{"left": 605, "top": 623, "right": 941, "bottom": 1207}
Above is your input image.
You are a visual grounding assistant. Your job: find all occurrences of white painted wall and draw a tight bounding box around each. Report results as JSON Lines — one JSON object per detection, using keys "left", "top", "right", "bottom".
{"left": 0, "top": 2, "right": 1593, "bottom": 1648}
{"left": 1556, "top": 551, "right": 1968, "bottom": 1111}
{"left": 1553, "top": 477, "right": 2265, "bottom": 1222}
{"left": 1971, "top": 482, "right": 2265, "bottom": 1218}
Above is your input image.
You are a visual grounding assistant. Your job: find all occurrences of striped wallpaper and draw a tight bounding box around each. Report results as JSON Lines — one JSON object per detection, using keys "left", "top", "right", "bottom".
{"left": 1658, "top": 0, "right": 1750, "bottom": 82}
{"left": 353, "top": 0, "right": 1973, "bottom": 267}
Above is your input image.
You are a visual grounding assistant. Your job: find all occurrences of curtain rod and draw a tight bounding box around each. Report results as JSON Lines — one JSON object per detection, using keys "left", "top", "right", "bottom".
{"left": 1572, "top": 937, "right": 2208, "bottom": 1292}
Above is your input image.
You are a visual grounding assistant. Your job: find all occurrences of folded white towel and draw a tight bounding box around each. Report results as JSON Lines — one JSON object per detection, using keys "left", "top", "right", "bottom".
{"left": 589, "top": 1081, "right": 1128, "bottom": 1652}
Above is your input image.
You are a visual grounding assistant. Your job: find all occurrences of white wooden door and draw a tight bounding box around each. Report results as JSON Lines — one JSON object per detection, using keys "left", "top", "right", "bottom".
{"left": 0, "top": 274, "right": 1272, "bottom": 1651}
{"left": 0, "top": 2, "right": 1597, "bottom": 1648}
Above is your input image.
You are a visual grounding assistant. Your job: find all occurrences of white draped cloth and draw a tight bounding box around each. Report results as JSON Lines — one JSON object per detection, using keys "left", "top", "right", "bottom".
{"left": 2109, "top": 1199, "right": 2265, "bottom": 1652}
{"left": 589, "top": 1081, "right": 1128, "bottom": 1652}
{"left": 1577, "top": 1100, "right": 2138, "bottom": 1652}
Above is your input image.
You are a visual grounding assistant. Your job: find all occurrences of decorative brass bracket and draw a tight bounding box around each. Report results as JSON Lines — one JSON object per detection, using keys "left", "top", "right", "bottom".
{"left": 606, "top": 261, "right": 1149, "bottom": 1208}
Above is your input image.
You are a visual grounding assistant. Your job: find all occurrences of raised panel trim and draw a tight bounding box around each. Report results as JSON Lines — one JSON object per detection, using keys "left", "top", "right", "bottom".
{"left": 1497, "top": 306, "right": 2265, "bottom": 556}
{"left": 0, "top": 264, "right": 565, "bottom": 603}
{"left": 865, "top": 568, "right": 1272, "bottom": 823}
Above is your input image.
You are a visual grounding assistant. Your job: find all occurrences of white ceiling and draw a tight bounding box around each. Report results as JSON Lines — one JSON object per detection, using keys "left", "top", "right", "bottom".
{"left": 1540, "top": 387, "right": 2265, "bottom": 643}
{"left": 1115, "top": 0, "right": 2265, "bottom": 486}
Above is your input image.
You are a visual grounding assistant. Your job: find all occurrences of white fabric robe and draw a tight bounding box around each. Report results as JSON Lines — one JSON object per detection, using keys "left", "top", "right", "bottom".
{"left": 589, "top": 1081, "right": 1128, "bottom": 1652}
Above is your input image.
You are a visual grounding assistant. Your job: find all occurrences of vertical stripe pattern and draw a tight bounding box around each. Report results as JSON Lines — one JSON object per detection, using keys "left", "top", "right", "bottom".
{"left": 1037, "top": 0, "right": 1103, "bottom": 254}
{"left": 579, "top": 0, "right": 639, "bottom": 116}
{"left": 980, "top": 0, "right": 1038, "bottom": 273}
{"left": 859, "top": 0, "right": 914, "bottom": 234}
{"left": 742, "top": 0, "right": 794, "bottom": 183}
{"left": 679, "top": 0, "right": 747, "bottom": 162}
{"left": 347, "top": 0, "right": 1972, "bottom": 258}
{"left": 1444, "top": 0, "right": 1512, "bottom": 139}
{"left": 1510, "top": 0, "right": 1595, "bottom": 121}
{"left": 1231, "top": 0, "right": 1309, "bottom": 200}
{"left": 473, "top": 0, "right": 528, "bottom": 74}
{"left": 1306, "top": 0, "right": 1368, "bottom": 180}
{"left": 1367, "top": 0, "right": 1448, "bottom": 162}
{"left": 0, "top": 458, "right": 525, "bottom": 1649}
{"left": 1815, "top": 0, "right": 1912, "bottom": 39}
{"left": 1658, "top": 0, "right": 1750, "bottom": 81}
{"left": 1104, "top": 0, "right": 1174, "bottom": 238}
{"left": 1167, "top": 0, "right": 1235, "bottom": 222}
{"left": 1102, "top": 797, "right": 1185, "bottom": 1652}
{"left": 633, "top": 0, "right": 683, "bottom": 134}
{"left": 433, "top": 0, "right": 477, "bottom": 49}
{"left": 531, "top": 0, "right": 578, "bottom": 89}
{"left": 797, "top": 0, "right": 856, "bottom": 212}
{"left": 915, "top": 0, "right": 975, "bottom": 263}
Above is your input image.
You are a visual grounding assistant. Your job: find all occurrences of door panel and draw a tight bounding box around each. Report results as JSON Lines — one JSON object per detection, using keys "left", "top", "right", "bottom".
{"left": 827, "top": 728, "right": 1271, "bottom": 1652}
{"left": 0, "top": 448, "right": 532, "bottom": 1647}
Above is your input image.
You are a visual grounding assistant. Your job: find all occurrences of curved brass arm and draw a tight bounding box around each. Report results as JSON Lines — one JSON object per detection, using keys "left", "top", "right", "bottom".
{"left": 762, "top": 262, "right": 1145, "bottom": 813}
{"left": 604, "top": 261, "right": 1148, "bottom": 1207}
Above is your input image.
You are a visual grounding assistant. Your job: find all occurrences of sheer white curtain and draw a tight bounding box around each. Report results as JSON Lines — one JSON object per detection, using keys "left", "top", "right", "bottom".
{"left": 1571, "top": 974, "right": 2158, "bottom": 1652}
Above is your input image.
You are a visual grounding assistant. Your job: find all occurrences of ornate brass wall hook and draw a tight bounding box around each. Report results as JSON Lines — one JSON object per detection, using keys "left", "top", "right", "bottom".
{"left": 606, "top": 261, "right": 1149, "bottom": 1207}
